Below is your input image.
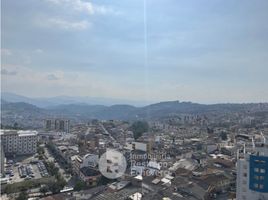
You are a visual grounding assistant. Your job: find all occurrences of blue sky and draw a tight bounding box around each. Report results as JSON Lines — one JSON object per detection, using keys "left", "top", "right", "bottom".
{"left": 1, "top": 0, "right": 268, "bottom": 103}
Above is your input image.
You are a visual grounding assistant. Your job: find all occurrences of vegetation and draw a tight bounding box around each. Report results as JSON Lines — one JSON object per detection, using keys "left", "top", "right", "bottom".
{"left": 46, "top": 142, "right": 57, "bottom": 154}
{"left": 37, "top": 146, "right": 45, "bottom": 155}
{"left": 40, "top": 185, "right": 49, "bottom": 195}
{"left": 3, "top": 177, "right": 55, "bottom": 194}
{"left": 49, "top": 182, "right": 62, "bottom": 194}
{"left": 0, "top": 122, "right": 23, "bottom": 130}
{"left": 130, "top": 121, "right": 149, "bottom": 140}
{"left": 74, "top": 180, "right": 87, "bottom": 191}
{"left": 37, "top": 145, "right": 45, "bottom": 160}
{"left": 44, "top": 160, "right": 67, "bottom": 194}
{"left": 15, "top": 191, "right": 28, "bottom": 200}
{"left": 220, "top": 132, "right": 228, "bottom": 140}
{"left": 45, "top": 161, "right": 59, "bottom": 176}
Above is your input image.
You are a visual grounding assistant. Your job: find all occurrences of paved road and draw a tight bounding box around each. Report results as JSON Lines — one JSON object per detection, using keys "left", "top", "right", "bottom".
{"left": 100, "top": 123, "right": 116, "bottom": 142}
{"left": 44, "top": 147, "right": 73, "bottom": 186}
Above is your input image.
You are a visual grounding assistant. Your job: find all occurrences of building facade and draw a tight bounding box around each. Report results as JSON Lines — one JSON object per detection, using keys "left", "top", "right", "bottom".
{"left": 236, "top": 134, "right": 268, "bottom": 200}
{"left": 44, "top": 119, "right": 70, "bottom": 133}
{"left": 1, "top": 141, "right": 5, "bottom": 174}
{"left": 73, "top": 154, "right": 99, "bottom": 175}
{"left": 0, "top": 130, "right": 37, "bottom": 155}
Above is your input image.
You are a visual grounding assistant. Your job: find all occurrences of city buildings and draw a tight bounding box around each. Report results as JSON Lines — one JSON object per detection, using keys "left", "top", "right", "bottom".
{"left": 1, "top": 141, "right": 5, "bottom": 174}
{"left": 44, "top": 119, "right": 70, "bottom": 133}
{"left": 0, "top": 130, "right": 37, "bottom": 155}
{"left": 236, "top": 133, "right": 268, "bottom": 200}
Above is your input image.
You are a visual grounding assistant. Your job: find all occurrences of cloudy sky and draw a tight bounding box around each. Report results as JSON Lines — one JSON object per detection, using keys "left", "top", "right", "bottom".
{"left": 1, "top": 0, "right": 268, "bottom": 103}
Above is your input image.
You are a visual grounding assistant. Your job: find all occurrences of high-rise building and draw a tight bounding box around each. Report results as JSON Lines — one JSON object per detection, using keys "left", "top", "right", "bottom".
{"left": 45, "top": 119, "right": 52, "bottom": 130}
{"left": 236, "top": 133, "right": 268, "bottom": 200}
{"left": 0, "top": 130, "right": 37, "bottom": 156}
{"left": 1, "top": 141, "right": 5, "bottom": 174}
{"left": 44, "top": 119, "right": 70, "bottom": 133}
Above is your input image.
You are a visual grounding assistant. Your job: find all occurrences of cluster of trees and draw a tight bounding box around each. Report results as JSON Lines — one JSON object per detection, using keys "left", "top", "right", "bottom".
{"left": 130, "top": 121, "right": 149, "bottom": 140}
{"left": 44, "top": 161, "right": 66, "bottom": 194}
{"left": 220, "top": 131, "right": 228, "bottom": 140}
{"left": 74, "top": 180, "right": 86, "bottom": 191}
{"left": 46, "top": 142, "right": 57, "bottom": 154}
{"left": 37, "top": 145, "right": 45, "bottom": 160}
{"left": 15, "top": 191, "right": 28, "bottom": 200}
{"left": 0, "top": 122, "right": 23, "bottom": 130}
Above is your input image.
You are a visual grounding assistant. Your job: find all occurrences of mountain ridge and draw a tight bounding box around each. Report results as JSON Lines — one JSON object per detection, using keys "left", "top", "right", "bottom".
{"left": 2, "top": 98, "right": 268, "bottom": 122}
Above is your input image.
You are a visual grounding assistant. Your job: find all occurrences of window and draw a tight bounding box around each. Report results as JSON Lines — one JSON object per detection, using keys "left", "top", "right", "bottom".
{"left": 260, "top": 168, "right": 266, "bottom": 173}
{"left": 254, "top": 168, "right": 259, "bottom": 173}
{"left": 259, "top": 184, "right": 264, "bottom": 189}
{"left": 260, "top": 176, "right": 265, "bottom": 180}
{"left": 254, "top": 183, "right": 259, "bottom": 188}
{"left": 254, "top": 160, "right": 266, "bottom": 164}
{"left": 254, "top": 175, "right": 259, "bottom": 180}
{"left": 243, "top": 173, "right": 247, "bottom": 177}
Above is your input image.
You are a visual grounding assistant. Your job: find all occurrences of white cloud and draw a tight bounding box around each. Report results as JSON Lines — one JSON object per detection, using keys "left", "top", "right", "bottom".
{"left": 40, "top": 0, "right": 118, "bottom": 31}
{"left": 44, "top": 18, "right": 90, "bottom": 30}
{"left": 46, "top": 74, "right": 59, "bottom": 80}
{"left": 1, "top": 48, "right": 12, "bottom": 56}
{"left": 2, "top": 64, "right": 268, "bottom": 103}
{"left": 1, "top": 69, "right": 17, "bottom": 76}
{"left": 46, "top": 0, "right": 114, "bottom": 15}
{"left": 34, "top": 49, "right": 44, "bottom": 54}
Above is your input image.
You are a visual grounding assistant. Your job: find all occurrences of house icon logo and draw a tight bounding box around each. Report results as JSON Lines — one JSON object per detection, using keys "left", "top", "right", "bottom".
{"left": 99, "top": 149, "right": 127, "bottom": 179}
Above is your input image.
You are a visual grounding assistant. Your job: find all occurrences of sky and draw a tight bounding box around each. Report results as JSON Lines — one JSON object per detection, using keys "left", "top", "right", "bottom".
{"left": 1, "top": 0, "right": 268, "bottom": 104}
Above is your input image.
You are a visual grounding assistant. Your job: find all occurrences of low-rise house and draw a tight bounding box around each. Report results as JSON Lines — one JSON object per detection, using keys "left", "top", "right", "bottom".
{"left": 79, "top": 167, "right": 101, "bottom": 187}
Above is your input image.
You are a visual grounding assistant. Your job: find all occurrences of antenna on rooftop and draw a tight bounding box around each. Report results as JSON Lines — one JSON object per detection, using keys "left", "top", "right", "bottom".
{"left": 260, "top": 131, "right": 266, "bottom": 144}
{"left": 252, "top": 137, "right": 255, "bottom": 150}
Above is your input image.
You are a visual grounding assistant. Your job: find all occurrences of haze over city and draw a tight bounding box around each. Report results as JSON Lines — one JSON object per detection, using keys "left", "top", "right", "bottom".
{"left": 1, "top": 0, "right": 268, "bottom": 104}
{"left": 2, "top": 1, "right": 268, "bottom": 200}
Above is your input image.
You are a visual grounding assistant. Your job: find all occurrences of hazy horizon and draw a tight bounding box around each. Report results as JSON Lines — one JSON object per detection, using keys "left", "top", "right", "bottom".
{"left": 1, "top": 0, "right": 268, "bottom": 103}
{"left": 1, "top": 91, "right": 268, "bottom": 106}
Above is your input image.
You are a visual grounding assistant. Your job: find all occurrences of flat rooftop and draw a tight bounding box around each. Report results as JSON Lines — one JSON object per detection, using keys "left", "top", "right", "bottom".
{"left": 0, "top": 129, "right": 38, "bottom": 136}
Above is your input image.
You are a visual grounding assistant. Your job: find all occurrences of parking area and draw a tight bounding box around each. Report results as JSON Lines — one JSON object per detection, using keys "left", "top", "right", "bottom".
{"left": 3, "top": 156, "right": 50, "bottom": 184}
{"left": 36, "top": 160, "right": 49, "bottom": 177}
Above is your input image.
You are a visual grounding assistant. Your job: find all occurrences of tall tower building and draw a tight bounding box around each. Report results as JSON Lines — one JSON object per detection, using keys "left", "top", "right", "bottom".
{"left": 1, "top": 141, "right": 5, "bottom": 174}
{"left": 44, "top": 119, "right": 70, "bottom": 133}
{"left": 236, "top": 133, "right": 268, "bottom": 200}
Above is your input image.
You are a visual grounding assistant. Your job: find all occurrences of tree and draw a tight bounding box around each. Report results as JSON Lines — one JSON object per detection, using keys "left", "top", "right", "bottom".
{"left": 130, "top": 121, "right": 149, "bottom": 140}
{"left": 16, "top": 191, "right": 28, "bottom": 200}
{"left": 37, "top": 146, "right": 45, "bottom": 155}
{"left": 45, "top": 161, "right": 59, "bottom": 176}
{"left": 40, "top": 185, "right": 49, "bottom": 195}
{"left": 220, "top": 132, "right": 228, "bottom": 141}
{"left": 14, "top": 122, "right": 19, "bottom": 129}
{"left": 49, "top": 182, "right": 61, "bottom": 194}
{"left": 74, "top": 181, "right": 86, "bottom": 191}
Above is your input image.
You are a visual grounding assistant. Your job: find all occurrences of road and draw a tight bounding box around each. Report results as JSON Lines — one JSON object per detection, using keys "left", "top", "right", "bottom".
{"left": 100, "top": 123, "right": 116, "bottom": 142}
{"left": 44, "top": 147, "right": 73, "bottom": 186}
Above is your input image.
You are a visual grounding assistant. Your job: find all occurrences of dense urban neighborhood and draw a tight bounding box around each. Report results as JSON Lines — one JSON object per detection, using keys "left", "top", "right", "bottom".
{"left": 1, "top": 99, "right": 268, "bottom": 200}
{"left": 2, "top": 0, "right": 268, "bottom": 199}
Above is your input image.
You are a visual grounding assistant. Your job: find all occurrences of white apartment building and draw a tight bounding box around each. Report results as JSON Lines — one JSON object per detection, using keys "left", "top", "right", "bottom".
{"left": 0, "top": 130, "right": 37, "bottom": 155}
{"left": 236, "top": 133, "right": 268, "bottom": 200}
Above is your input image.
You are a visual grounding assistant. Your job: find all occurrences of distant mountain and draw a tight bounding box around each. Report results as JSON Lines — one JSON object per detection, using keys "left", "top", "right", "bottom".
{"left": 1, "top": 98, "right": 268, "bottom": 127}
{"left": 1, "top": 92, "right": 150, "bottom": 107}
{"left": 0, "top": 100, "right": 48, "bottom": 128}
{"left": 1, "top": 92, "right": 56, "bottom": 108}
{"left": 1, "top": 92, "right": 268, "bottom": 128}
